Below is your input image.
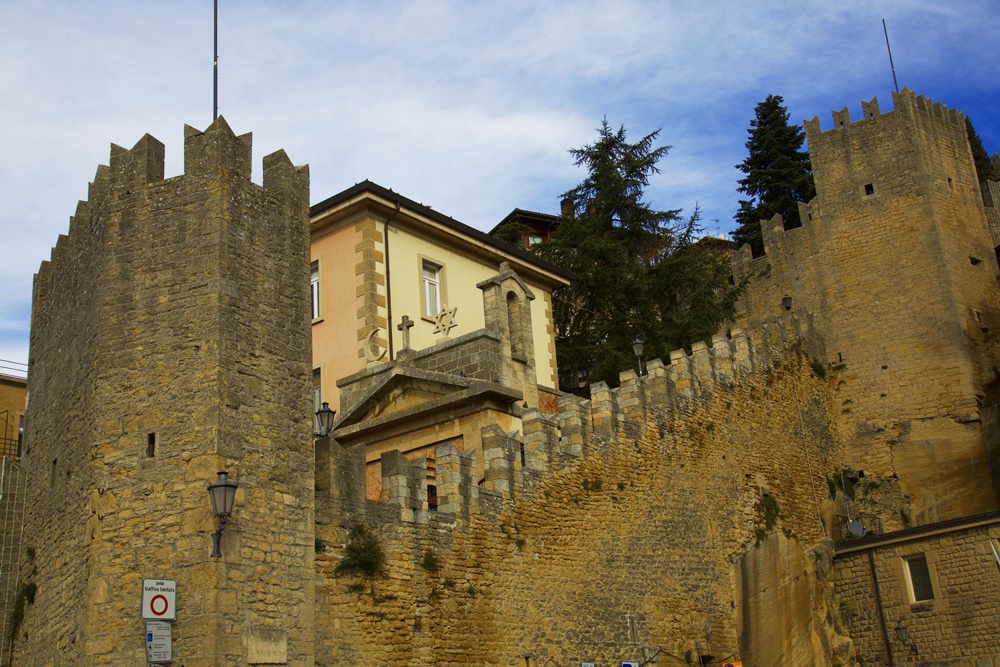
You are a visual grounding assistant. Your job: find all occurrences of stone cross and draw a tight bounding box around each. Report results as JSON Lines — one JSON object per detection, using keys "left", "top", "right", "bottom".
{"left": 397, "top": 315, "right": 414, "bottom": 351}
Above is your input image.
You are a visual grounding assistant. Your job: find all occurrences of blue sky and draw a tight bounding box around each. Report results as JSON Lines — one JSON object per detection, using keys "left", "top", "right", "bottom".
{"left": 1, "top": 0, "right": 998, "bottom": 373}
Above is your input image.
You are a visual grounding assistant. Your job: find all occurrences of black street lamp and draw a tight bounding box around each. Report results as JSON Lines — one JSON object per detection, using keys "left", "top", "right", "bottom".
{"left": 316, "top": 402, "right": 337, "bottom": 437}
{"left": 782, "top": 294, "right": 793, "bottom": 311}
{"left": 632, "top": 338, "right": 645, "bottom": 376}
{"left": 207, "top": 471, "right": 238, "bottom": 559}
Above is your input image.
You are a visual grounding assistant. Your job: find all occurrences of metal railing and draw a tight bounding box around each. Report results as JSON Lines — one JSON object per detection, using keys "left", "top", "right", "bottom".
{"left": 832, "top": 513, "right": 883, "bottom": 543}
{"left": 0, "top": 459, "right": 27, "bottom": 667}
{"left": 0, "top": 440, "right": 18, "bottom": 461}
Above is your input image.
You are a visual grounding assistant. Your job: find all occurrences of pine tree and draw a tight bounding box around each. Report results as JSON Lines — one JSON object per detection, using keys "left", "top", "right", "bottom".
{"left": 966, "top": 117, "right": 997, "bottom": 183}
{"left": 541, "top": 120, "right": 740, "bottom": 391}
{"left": 732, "top": 95, "right": 815, "bottom": 257}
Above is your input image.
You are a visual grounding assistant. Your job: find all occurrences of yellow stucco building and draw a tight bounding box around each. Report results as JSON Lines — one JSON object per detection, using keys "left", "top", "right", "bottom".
{"left": 309, "top": 180, "right": 572, "bottom": 416}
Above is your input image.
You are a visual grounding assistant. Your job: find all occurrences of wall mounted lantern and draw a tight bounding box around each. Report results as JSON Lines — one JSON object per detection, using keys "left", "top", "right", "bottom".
{"left": 894, "top": 620, "right": 918, "bottom": 655}
{"left": 207, "top": 471, "right": 238, "bottom": 559}
{"left": 315, "top": 402, "right": 336, "bottom": 437}
{"left": 782, "top": 295, "right": 793, "bottom": 311}
{"left": 632, "top": 338, "right": 645, "bottom": 376}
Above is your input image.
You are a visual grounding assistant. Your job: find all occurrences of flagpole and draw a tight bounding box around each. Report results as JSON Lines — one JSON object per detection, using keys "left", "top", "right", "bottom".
{"left": 213, "top": 0, "right": 219, "bottom": 120}
{"left": 882, "top": 19, "right": 899, "bottom": 93}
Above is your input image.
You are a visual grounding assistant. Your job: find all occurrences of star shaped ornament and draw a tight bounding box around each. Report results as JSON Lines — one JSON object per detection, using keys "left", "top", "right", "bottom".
{"left": 433, "top": 304, "right": 458, "bottom": 335}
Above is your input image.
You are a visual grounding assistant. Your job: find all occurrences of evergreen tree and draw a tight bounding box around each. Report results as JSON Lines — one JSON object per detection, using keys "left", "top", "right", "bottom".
{"left": 966, "top": 117, "right": 997, "bottom": 183}
{"left": 541, "top": 120, "right": 741, "bottom": 391}
{"left": 732, "top": 95, "right": 815, "bottom": 257}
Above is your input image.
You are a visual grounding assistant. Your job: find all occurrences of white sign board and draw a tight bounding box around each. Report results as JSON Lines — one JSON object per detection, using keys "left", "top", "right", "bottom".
{"left": 145, "top": 620, "right": 172, "bottom": 663}
{"left": 141, "top": 579, "right": 177, "bottom": 621}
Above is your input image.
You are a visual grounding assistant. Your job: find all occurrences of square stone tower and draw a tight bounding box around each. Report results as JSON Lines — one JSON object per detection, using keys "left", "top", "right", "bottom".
{"left": 733, "top": 90, "right": 1000, "bottom": 524}
{"left": 15, "top": 118, "right": 314, "bottom": 666}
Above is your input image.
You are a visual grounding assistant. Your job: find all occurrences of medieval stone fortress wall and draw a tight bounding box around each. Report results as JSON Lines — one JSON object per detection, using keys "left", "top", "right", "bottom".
{"left": 10, "top": 90, "right": 1000, "bottom": 666}
{"left": 16, "top": 119, "right": 315, "bottom": 666}
{"left": 316, "top": 318, "right": 847, "bottom": 665}
{"left": 733, "top": 88, "right": 1000, "bottom": 525}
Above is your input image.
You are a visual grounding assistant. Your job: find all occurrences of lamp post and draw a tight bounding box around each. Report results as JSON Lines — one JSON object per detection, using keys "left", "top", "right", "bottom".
{"left": 207, "top": 471, "right": 238, "bottom": 559}
{"left": 632, "top": 338, "right": 645, "bottom": 376}
{"left": 315, "top": 401, "right": 336, "bottom": 437}
{"left": 782, "top": 294, "right": 793, "bottom": 311}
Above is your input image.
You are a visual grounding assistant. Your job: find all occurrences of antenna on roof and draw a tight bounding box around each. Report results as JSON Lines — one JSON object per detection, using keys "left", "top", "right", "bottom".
{"left": 213, "top": 0, "right": 219, "bottom": 120}
{"left": 882, "top": 19, "right": 899, "bottom": 93}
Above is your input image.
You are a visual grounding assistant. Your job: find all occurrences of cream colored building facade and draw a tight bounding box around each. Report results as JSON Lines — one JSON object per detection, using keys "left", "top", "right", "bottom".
{"left": 309, "top": 180, "right": 572, "bottom": 414}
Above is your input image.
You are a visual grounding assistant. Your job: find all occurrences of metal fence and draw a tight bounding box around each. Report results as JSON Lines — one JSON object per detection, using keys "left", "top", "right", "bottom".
{"left": 0, "top": 459, "right": 27, "bottom": 667}
{"left": 832, "top": 512, "right": 883, "bottom": 543}
{"left": 0, "top": 440, "right": 17, "bottom": 461}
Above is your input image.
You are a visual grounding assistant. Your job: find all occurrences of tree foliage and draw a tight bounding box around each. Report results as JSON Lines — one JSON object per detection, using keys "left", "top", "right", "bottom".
{"left": 732, "top": 95, "right": 815, "bottom": 257}
{"left": 539, "top": 120, "right": 741, "bottom": 392}
{"left": 966, "top": 116, "right": 997, "bottom": 184}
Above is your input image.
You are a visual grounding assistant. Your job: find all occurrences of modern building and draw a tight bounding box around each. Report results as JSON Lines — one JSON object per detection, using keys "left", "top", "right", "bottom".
{"left": 308, "top": 181, "right": 572, "bottom": 414}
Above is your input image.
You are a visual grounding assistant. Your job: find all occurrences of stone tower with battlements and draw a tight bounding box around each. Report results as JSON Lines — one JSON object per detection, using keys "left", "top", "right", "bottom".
{"left": 15, "top": 118, "right": 314, "bottom": 666}
{"left": 732, "top": 89, "right": 1000, "bottom": 525}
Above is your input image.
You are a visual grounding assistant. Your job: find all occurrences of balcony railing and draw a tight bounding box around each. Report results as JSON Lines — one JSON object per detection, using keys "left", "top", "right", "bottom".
{"left": 0, "top": 438, "right": 19, "bottom": 460}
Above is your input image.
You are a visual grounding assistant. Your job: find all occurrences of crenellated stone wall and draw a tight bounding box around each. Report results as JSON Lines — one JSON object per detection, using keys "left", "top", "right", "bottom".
{"left": 16, "top": 118, "right": 314, "bottom": 667}
{"left": 315, "top": 320, "right": 866, "bottom": 666}
{"left": 732, "top": 89, "right": 1000, "bottom": 525}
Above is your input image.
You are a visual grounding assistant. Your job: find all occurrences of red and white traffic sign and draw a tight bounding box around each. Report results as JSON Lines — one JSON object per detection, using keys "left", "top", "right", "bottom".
{"left": 141, "top": 579, "right": 177, "bottom": 621}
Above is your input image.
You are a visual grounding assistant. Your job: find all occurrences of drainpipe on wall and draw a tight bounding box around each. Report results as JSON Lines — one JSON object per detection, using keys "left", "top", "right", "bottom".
{"left": 868, "top": 549, "right": 895, "bottom": 666}
{"left": 383, "top": 201, "right": 401, "bottom": 360}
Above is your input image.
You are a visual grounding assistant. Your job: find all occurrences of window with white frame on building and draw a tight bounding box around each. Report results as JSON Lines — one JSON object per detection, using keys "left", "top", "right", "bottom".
{"left": 310, "top": 261, "right": 320, "bottom": 320}
{"left": 905, "top": 553, "right": 934, "bottom": 602}
{"left": 422, "top": 261, "right": 441, "bottom": 317}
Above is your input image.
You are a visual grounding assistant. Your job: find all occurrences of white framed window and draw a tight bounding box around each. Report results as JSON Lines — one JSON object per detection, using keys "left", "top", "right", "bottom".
{"left": 904, "top": 554, "right": 934, "bottom": 602}
{"left": 422, "top": 260, "right": 441, "bottom": 318}
{"left": 310, "top": 261, "right": 320, "bottom": 320}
